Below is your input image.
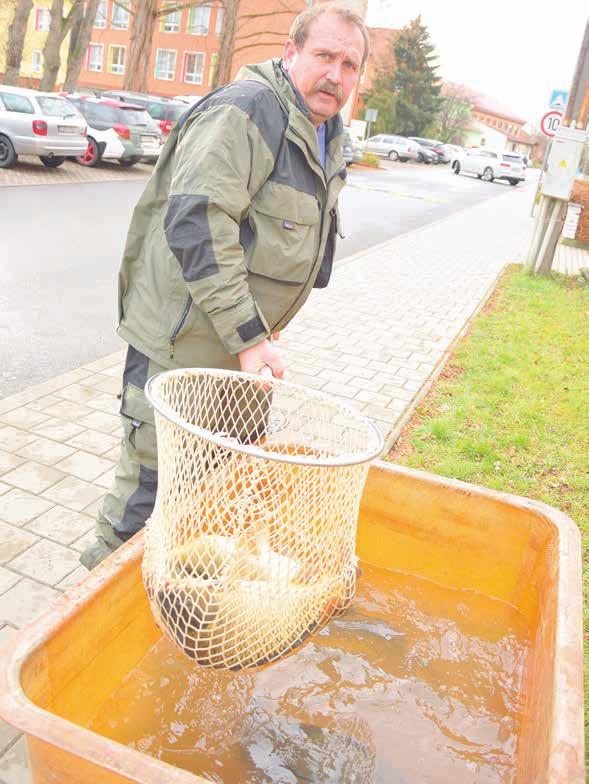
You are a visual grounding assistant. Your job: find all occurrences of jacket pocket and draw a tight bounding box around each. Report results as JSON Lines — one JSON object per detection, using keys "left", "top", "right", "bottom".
{"left": 246, "top": 193, "right": 320, "bottom": 285}
{"left": 120, "top": 383, "right": 157, "bottom": 469}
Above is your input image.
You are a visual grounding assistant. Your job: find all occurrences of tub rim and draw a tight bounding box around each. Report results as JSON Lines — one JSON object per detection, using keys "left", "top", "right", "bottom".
{"left": 0, "top": 461, "right": 583, "bottom": 783}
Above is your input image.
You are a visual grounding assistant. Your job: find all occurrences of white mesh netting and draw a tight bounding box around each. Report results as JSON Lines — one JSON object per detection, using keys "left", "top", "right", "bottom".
{"left": 143, "top": 368, "right": 383, "bottom": 670}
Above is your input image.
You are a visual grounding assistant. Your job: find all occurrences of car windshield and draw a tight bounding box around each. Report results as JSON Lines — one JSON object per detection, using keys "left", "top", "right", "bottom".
{"left": 503, "top": 154, "right": 522, "bottom": 162}
{"left": 117, "top": 107, "right": 154, "bottom": 127}
{"left": 37, "top": 96, "right": 80, "bottom": 118}
{"left": 78, "top": 102, "right": 120, "bottom": 125}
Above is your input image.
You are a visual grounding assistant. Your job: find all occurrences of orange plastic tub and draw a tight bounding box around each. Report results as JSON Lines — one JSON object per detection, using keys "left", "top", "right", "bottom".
{"left": 0, "top": 462, "right": 584, "bottom": 783}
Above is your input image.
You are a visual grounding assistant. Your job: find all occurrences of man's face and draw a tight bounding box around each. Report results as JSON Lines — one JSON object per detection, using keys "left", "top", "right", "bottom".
{"left": 283, "top": 13, "right": 365, "bottom": 128}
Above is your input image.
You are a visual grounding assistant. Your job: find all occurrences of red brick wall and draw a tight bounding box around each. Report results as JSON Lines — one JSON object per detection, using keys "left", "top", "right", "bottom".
{"left": 571, "top": 179, "right": 589, "bottom": 244}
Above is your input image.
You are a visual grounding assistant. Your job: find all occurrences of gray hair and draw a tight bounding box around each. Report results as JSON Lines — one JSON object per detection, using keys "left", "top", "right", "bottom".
{"left": 289, "top": 3, "right": 370, "bottom": 68}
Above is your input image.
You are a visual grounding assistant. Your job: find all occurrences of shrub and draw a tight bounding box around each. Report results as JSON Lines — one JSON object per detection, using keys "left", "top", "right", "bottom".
{"left": 361, "top": 152, "right": 380, "bottom": 168}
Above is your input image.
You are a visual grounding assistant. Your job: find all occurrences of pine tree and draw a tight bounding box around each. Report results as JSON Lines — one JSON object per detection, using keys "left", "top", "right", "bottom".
{"left": 363, "top": 31, "right": 398, "bottom": 136}
{"left": 390, "top": 15, "right": 442, "bottom": 136}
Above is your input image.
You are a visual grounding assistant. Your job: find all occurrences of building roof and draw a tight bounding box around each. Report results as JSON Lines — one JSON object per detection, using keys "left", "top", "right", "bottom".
{"left": 443, "top": 81, "right": 527, "bottom": 125}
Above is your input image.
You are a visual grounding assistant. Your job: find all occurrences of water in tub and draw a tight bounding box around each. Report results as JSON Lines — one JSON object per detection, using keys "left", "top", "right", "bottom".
{"left": 90, "top": 562, "right": 527, "bottom": 783}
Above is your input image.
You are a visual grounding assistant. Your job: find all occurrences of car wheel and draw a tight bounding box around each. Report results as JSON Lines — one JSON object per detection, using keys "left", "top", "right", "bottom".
{"left": 452, "top": 161, "right": 460, "bottom": 174}
{"left": 388, "top": 150, "right": 399, "bottom": 161}
{"left": 76, "top": 137, "right": 101, "bottom": 167}
{"left": 39, "top": 155, "right": 65, "bottom": 168}
{"left": 119, "top": 156, "right": 142, "bottom": 168}
{"left": 482, "top": 167, "right": 494, "bottom": 182}
{"left": 509, "top": 179, "right": 519, "bottom": 187}
{"left": 0, "top": 134, "right": 17, "bottom": 169}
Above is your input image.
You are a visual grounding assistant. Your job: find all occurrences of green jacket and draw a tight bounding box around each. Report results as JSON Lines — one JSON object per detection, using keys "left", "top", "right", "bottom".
{"left": 117, "top": 59, "right": 346, "bottom": 370}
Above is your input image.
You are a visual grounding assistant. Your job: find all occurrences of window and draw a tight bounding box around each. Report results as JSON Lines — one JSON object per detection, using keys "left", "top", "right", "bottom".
{"left": 208, "top": 52, "right": 218, "bottom": 86}
{"left": 112, "top": 2, "right": 130, "bottom": 29}
{"left": 183, "top": 52, "right": 204, "bottom": 84}
{"left": 37, "top": 96, "right": 80, "bottom": 117}
{"left": 161, "top": 2, "right": 181, "bottom": 32}
{"left": 155, "top": 49, "right": 176, "bottom": 81}
{"left": 108, "top": 45, "right": 126, "bottom": 74}
{"left": 94, "top": 0, "right": 107, "bottom": 27}
{"left": 215, "top": 6, "right": 224, "bottom": 35}
{"left": 0, "top": 92, "right": 34, "bottom": 113}
{"left": 187, "top": 5, "right": 210, "bottom": 35}
{"left": 87, "top": 43, "right": 103, "bottom": 72}
{"left": 31, "top": 51, "right": 42, "bottom": 74}
{"left": 35, "top": 8, "right": 51, "bottom": 31}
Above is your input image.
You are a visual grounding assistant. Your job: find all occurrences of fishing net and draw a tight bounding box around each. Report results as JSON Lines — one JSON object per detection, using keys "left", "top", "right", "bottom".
{"left": 143, "top": 368, "right": 383, "bottom": 670}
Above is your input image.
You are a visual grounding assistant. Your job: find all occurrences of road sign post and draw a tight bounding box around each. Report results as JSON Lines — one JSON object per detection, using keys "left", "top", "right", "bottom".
{"left": 364, "top": 108, "right": 378, "bottom": 141}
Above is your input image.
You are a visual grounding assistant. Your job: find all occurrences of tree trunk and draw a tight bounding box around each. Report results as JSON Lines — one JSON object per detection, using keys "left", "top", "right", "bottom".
{"left": 214, "top": 0, "right": 238, "bottom": 88}
{"left": 39, "top": 0, "right": 65, "bottom": 91}
{"left": 124, "top": 0, "right": 157, "bottom": 92}
{"left": 4, "top": 0, "right": 34, "bottom": 85}
{"left": 63, "top": 0, "right": 100, "bottom": 92}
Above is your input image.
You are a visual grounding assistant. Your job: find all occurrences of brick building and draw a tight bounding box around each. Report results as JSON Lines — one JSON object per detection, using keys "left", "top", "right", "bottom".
{"left": 349, "top": 25, "right": 397, "bottom": 124}
{"left": 447, "top": 82, "right": 539, "bottom": 159}
{"left": 2, "top": 0, "right": 368, "bottom": 118}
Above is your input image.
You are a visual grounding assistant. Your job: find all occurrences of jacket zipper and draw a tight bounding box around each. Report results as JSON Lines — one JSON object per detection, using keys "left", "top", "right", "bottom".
{"left": 169, "top": 296, "right": 192, "bottom": 359}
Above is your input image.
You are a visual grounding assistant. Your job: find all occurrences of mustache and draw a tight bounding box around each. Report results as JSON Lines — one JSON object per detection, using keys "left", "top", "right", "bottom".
{"left": 313, "top": 80, "right": 343, "bottom": 102}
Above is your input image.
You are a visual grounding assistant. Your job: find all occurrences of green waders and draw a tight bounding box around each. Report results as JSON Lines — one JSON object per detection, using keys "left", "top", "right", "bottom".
{"left": 80, "top": 346, "right": 165, "bottom": 570}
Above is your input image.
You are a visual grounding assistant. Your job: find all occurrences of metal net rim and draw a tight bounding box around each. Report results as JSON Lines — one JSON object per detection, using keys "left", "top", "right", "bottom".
{"left": 144, "top": 367, "right": 384, "bottom": 468}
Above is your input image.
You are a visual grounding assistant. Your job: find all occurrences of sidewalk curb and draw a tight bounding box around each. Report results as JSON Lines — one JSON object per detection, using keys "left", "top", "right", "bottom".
{"left": 335, "top": 181, "right": 528, "bottom": 272}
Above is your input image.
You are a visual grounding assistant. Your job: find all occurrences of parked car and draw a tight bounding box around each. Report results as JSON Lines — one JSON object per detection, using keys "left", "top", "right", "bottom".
{"left": 0, "top": 85, "right": 87, "bottom": 169}
{"left": 450, "top": 148, "right": 526, "bottom": 186}
{"left": 409, "top": 137, "right": 450, "bottom": 164}
{"left": 363, "top": 133, "right": 418, "bottom": 162}
{"left": 413, "top": 143, "right": 438, "bottom": 164}
{"left": 66, "top": 95, "right": 161, "bottom": 167}
{"left": 173, "top": 95, "right": 198, "bottom": 106}
{"left": 342, "top": 129, "right": 354, "bottom": 165}
{"left": 101, "top": 90, "right": 186, "bottom": 138}
{"left": 441, "top": 143, "right": 465, "bottom": 160}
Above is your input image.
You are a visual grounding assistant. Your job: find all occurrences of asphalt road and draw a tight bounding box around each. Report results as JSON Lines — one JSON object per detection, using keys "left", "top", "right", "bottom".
{"left": 0, "top": 162, "right": 537, "bottom": 397}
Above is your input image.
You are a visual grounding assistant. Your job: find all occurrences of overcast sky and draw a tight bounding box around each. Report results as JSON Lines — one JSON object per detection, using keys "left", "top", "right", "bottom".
{"left": 365, "top": 1, "right": 587, "bottom": 128}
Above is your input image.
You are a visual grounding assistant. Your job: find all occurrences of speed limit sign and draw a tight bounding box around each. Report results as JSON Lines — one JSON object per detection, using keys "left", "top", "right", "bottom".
{"left": 540, "top": 110, "right": 563, "bottom": 138}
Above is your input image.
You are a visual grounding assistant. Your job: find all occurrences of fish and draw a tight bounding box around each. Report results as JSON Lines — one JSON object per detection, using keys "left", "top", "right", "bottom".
{"left": 152, "top": 534, "right": 355, "bottom": 668}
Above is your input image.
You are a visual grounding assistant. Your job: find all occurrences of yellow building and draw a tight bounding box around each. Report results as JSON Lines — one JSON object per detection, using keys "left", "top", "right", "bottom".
{"left": 1, "top": 0, "right": 72, "bottom": 86}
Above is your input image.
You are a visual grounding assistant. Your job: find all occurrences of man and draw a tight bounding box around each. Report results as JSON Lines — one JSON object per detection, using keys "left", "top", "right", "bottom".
{"left": 80, "top": 4, "right": 369, "bottom": 569}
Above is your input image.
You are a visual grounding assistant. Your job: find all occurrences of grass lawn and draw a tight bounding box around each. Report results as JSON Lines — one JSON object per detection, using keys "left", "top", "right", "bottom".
{"left": 389, "top": 265, "right": 588, "bottom": 745}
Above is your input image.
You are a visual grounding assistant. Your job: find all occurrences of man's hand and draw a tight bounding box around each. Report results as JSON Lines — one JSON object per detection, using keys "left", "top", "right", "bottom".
{"left": 238, "top": 339, "right": 285, "bottom": 379}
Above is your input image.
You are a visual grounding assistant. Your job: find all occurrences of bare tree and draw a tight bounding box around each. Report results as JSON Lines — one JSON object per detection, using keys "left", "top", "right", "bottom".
{"left": 230, "top": 0, "right": 301, "bottom": 74}
{"left": 4, "top": 0, "right": 34, "bottom": 85}
{"left": 62, "top": 0, "right": 101, "bottom": 91}
{"left": 39, "top": 0, "right": 86, "bottom": 91}
{"left": 80, "top": 0, "right": 297, "bottom": 95}
{"left": 213, "top": 0, "right": 238, "bottom": 87}
{"left": 434, "top": 84, "right": 472, "bottom": 144}
{"left": 123, "top": 0, "right": 217, "bottom": 92}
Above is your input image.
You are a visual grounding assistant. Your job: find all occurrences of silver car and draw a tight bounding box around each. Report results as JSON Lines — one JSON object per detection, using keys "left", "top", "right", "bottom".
{"left": 363, "top": 133, "right": 419, "bottom": 162}
{"left": 0, "top": 85, "right": 87, "bottom": 168}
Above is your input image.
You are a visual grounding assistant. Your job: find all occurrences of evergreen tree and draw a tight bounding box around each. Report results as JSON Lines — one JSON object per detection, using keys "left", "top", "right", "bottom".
{"left": 363, "top": 17, "right": 442, "bottom": 137}
{"left": 391, "top": 16, "right": 443, "bottom": 136}
{"left": 363, "top": 32, "right": 398, "bottom": 135}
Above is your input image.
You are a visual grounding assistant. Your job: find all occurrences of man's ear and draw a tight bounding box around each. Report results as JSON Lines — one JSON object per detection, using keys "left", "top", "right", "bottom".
{"left": 283, "top": 39, "right": 297, "bottom": 71}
